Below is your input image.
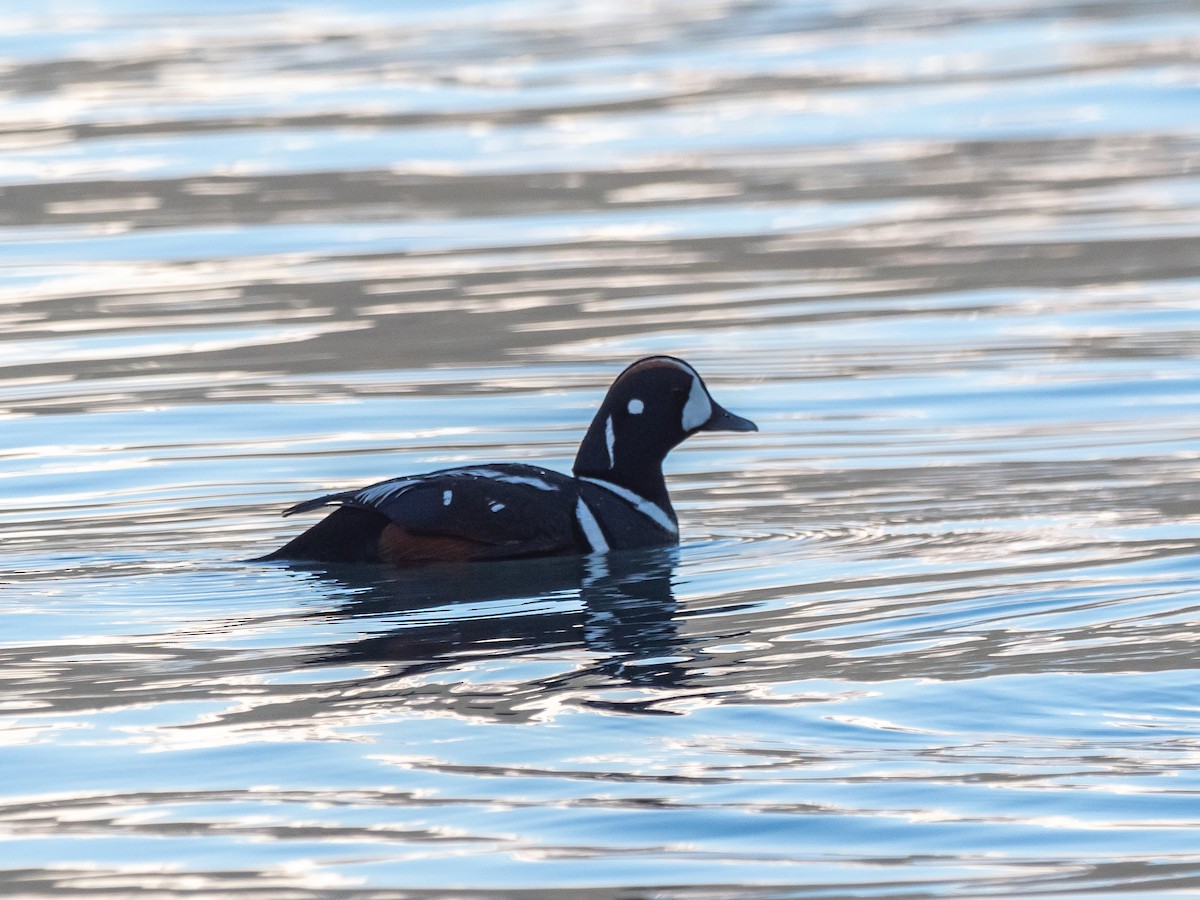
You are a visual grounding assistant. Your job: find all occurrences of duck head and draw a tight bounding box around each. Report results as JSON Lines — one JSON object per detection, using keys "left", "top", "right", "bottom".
{"left": 572, "top": 356, "right": 757, "bottom": 506}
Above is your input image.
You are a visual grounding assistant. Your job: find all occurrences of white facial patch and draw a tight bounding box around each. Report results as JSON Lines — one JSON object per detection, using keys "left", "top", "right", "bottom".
{"left": 680, "top": 374, "right": 713, "bottom": 432}
{"left": 627, "top": 398, "right": 644, "bottom": 415}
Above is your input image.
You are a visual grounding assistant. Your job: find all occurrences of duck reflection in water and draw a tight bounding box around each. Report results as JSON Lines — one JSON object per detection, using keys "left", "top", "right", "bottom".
{"left": 302, "top": 545, "right": 687, "bottom": 697}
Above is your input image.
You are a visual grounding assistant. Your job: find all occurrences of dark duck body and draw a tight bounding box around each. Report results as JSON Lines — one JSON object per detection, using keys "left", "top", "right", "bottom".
{"left": 259, "top": 357, "right": 756, "bottom": 565}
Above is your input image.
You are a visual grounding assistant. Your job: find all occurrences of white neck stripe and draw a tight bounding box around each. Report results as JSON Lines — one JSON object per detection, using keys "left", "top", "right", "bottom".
{"left": 578, "top": 477, "right": 678, "bottom": 536}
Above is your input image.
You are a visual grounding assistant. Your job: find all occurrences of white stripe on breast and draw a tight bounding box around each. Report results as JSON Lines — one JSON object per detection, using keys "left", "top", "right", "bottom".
{"left": 578, "top": 476, "right": 678, "bottom": 536}
{"left": 575, "top": 496, "right": 609, "bottom": 553}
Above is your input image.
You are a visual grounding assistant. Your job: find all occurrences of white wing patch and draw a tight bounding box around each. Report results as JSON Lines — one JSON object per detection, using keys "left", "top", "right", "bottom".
{"left": 449, "top": 467, "right": 559, "bottom": 491}
{"left": 355, "top": 479, "right": 417, "bottom": 506}
{"left": 347, "top": 467, "right": 559, "bottom": 511}
{"left": 604, "top": 415, "right": 615, "bottom": 468}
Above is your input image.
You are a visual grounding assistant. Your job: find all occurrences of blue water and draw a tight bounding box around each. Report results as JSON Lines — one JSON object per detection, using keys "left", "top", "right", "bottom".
{"left": 2, "top": 1, "right": 1200, "bottom": 897}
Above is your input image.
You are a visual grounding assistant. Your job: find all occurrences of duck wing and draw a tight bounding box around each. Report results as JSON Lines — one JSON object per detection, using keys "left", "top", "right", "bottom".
{"left": 284, "top": 464, "right": 580, "bottom": 556}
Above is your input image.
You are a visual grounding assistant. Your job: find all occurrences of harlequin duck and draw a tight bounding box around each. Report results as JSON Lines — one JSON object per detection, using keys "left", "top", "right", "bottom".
{"left": 257, "top": 356, "right": 756, "bottom": 565}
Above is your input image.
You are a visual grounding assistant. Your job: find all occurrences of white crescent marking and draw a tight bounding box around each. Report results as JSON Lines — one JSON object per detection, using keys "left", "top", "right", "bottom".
{"left": 681, "top": 375, "right": 712, "bottom": 432}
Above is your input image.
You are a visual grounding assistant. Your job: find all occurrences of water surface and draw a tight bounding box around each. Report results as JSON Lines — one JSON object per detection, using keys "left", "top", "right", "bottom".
{"left": 2, "top": 1, "right": 1200, "bottom": 897}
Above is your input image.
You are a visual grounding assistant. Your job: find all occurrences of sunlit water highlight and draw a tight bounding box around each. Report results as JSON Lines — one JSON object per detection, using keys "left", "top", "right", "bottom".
{"left": 2, "top": 1, "right": 1199, "bottom": 897}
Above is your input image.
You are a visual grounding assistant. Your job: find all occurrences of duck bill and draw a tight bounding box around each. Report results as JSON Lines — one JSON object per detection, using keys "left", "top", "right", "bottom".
{"left": 699, "top": 402, "right": 758, "bottom": 433}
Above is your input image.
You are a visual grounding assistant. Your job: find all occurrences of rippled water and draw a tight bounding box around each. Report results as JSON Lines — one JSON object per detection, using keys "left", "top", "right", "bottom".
{"left": 3, "top": 1, "right": 1200, "bottom": 897}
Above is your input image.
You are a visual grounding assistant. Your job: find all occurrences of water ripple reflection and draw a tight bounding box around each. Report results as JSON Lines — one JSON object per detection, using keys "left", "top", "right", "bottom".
{"left": 2, "top": 0, "right": 1200, "bottom": 897}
